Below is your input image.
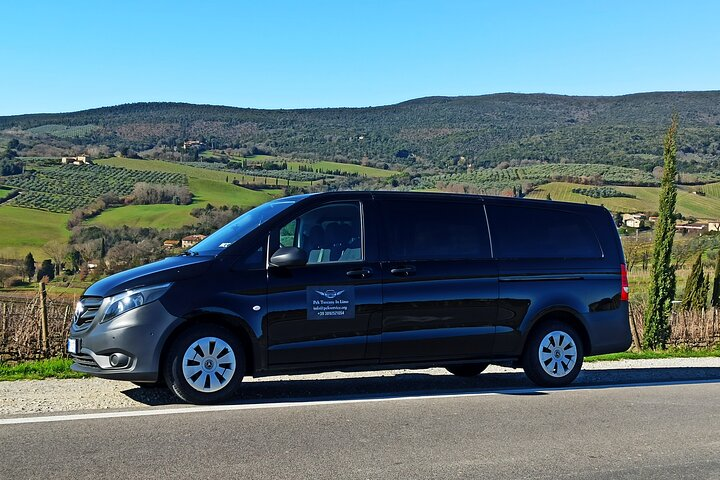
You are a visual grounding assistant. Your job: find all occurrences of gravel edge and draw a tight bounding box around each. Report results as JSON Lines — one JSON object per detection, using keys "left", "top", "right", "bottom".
{"left": 1, "top": 357, "right": 719, "bottom": 416}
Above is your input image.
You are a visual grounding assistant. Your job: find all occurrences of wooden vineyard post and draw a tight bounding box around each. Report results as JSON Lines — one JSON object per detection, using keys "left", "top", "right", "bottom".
{"left": 1, "top": 302, "right": 6, "bottom": 344}
{"left": 629, "top": 311, "right": 641, "bottom": 352}
{"left": 39, "top": 282, "right": 49, "bottom": 353}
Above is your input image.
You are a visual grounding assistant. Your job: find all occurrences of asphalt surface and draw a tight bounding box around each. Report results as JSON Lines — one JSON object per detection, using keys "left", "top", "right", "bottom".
{"left": 1, "top": 364, "right": 720, "bottom": 479}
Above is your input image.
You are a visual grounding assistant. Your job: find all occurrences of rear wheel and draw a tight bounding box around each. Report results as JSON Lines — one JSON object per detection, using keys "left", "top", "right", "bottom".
{"left": 522, "top": 321, "right": 584, "bottom": 387}
{"left": 445, "top": 363, "right": 489, "bottom": 377}
{"left": 164, "top": 324, "right": 245, "bottom": 404}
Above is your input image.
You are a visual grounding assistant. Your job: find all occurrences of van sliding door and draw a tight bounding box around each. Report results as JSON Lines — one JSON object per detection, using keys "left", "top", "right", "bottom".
{"left": 378, "top": 197, "right": 498, "bottom": 362}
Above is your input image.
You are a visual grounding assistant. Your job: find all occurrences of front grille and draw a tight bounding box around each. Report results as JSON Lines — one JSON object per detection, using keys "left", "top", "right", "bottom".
{"left": 72, "top": 296, "right": 103, "bottom": 331}
{"left": 71, "top": 352, "right": 99, "bottom": 369}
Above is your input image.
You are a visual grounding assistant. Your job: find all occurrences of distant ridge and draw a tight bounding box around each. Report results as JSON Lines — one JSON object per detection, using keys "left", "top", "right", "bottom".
{"left": 2, "top": 91, "right": 719, "bottom": 169}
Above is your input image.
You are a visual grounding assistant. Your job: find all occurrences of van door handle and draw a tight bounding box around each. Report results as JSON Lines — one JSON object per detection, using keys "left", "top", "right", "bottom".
{"left": 390, "top": 266, "right": 416, "bottom": 276}
{"left": 346, "top": 267, "right": 373, "bottom": 279}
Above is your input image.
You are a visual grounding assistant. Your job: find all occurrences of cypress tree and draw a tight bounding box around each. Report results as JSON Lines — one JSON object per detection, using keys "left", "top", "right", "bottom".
{"left": 23, "top": 252, "right": 36, "bottom": 282}
{"left": 712, "top": 253, "right": 720, "bottom": 307}
{"left": 681, "top": 253, "right": 706, "bottom": 311}
{"left": 643, "top": 115, "right": 678, "bottom": 349}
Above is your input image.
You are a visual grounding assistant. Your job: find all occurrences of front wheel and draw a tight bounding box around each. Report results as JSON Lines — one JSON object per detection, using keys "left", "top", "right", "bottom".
{"left": 522, "top": 321, "right": 584, "bottom": 387}
{"left": 164, "top": 324, "right": 245, "bottom": 404}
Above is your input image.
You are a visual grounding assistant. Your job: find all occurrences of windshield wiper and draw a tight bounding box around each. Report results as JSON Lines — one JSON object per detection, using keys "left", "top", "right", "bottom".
{"left": 179, "top": 251, "right": 199, "bottom": 256}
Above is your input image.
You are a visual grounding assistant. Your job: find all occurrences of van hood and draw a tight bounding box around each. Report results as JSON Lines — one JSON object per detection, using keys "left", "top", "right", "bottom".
{"left": 83, "top": 255, "right": 214, "bottom": 297}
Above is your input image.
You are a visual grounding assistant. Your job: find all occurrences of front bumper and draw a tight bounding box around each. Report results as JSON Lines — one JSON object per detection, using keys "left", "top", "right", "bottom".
{"left": 68, "top": 300, "right": 181, "bottom": 382}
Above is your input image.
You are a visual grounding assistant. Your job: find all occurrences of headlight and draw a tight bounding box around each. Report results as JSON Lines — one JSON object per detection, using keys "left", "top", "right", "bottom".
{"left": 100, "top": 283, "right": 172, "bottom": 323}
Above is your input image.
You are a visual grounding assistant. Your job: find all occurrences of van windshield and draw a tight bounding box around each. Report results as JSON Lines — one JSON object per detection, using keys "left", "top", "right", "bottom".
{"left": 187, "top": 197, "right": 304, "bottom": 256}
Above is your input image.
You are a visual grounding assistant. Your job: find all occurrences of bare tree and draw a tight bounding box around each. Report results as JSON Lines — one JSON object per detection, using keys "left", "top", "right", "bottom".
{"left": 43, "top": 240, "right": 69, "bottom": 276}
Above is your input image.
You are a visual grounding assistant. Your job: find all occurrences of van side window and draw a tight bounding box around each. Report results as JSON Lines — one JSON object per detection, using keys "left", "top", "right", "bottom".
{"left": 486, "top": 204, "right": 603, "bottom": 259}
{"left": 279, "top": 202, "right": 363, "bottom": 264}
{"left": 381, "top": 200, "right": 491, "bottom": 260}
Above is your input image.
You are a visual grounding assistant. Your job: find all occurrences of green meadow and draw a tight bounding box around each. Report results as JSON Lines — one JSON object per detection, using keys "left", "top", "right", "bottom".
{"left": 0, "top": 206, "right": 70, "bottom": 259}
{"left": 0, "top": 187, "right": 13, "bottom": 200}
{"left": 91, "top": 158, "right": 284, "bottom": 228}
{"left": 526, "top": 182, "right": 720, "bottom": 220}
{"left": 286, "top": 160, "right": 397, "bottom": 177}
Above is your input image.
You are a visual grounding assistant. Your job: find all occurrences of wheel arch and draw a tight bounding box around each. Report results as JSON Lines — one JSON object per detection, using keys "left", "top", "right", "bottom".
{"left": 522, "top": 307, "right": 591, "bottom": 357}
{"left": 158, "top": 312, "right": 258, "bottom": 382}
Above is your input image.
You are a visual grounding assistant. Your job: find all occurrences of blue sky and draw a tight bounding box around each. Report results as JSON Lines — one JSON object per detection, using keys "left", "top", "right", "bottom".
{"left": 2, "top": 0, "right": 719, "bottom": 115}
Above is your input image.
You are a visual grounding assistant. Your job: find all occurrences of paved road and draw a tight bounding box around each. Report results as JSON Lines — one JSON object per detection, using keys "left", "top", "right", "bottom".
{"left": 1, "top": 375, "right": 719, "bottom": 479}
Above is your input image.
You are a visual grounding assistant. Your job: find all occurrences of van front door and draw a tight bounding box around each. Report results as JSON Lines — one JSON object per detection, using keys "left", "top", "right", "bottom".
{"left": 266, "top": 199, "right": 382, "bottom": 366}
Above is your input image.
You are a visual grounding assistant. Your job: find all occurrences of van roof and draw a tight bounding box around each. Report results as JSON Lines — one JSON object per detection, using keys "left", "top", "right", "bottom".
{"left": 297, "top": 190, "right": 610, "bottom": 215}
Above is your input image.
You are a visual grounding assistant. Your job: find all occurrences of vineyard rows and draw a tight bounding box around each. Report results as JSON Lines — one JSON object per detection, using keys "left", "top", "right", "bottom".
{"left": 9, "top": 191, "right": 91, "bottom": 213}
{"left": 187, "top": 162, "right": 329, "bottom": 181}
{"left": 423, "top": 163, "right": 658, "bottom": 192}
{"left": 1, "top": 164, "right": 187, "bottom": 213}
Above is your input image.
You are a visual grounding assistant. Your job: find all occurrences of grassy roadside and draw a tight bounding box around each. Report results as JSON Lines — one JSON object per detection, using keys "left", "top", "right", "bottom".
{"left": 585, "top": 347, "right": 720, "bottom": 362}
{"left": 0, "top": 358, "right": 87, "bottom": 381}
{"left": 2, "top": 348, "right": 720, "bottom": 381}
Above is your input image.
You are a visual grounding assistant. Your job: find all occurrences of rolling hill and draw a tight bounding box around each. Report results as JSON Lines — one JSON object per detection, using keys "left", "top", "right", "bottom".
{"left": 2, "top": 92, "right": 720, "bottom": 171}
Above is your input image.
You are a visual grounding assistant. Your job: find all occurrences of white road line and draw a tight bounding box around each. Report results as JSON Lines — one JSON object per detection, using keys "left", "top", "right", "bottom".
{"left": 1, "top": 379, "right": 718, "bottom": 426}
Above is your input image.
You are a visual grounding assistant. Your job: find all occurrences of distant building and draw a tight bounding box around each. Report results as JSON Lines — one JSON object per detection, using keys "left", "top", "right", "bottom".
{"left": 676, "top": 223, "right": 706, "bottom": 232}
{"left": 182, "top": 234, "right": 207, "bottom": 248}
{"left": 622, "top": 213, "right": 645, "bottom": 228}
{"left": 182, "top": 140, "right": 204, "bottom": 150}
{"left": 61, "top": 155, "right": 92, "bottom": 165}
{"left": 708, "top": 222, "right": 720, "bottom": 232}
{"left": 163, "top": 239, "right": 180, "bottom": 250}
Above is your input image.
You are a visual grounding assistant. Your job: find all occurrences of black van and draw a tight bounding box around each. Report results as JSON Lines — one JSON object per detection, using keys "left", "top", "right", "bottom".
{"left": 68, "top": 191, "right": 631, "bottom": 404}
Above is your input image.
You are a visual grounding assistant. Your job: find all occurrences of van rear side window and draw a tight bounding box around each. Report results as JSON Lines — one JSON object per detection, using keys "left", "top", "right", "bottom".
{"left": 486, "top": 204, "right": 603, "bottom": 259}
{"left": 381, "top": 200, "right": 491, "bottom": 260}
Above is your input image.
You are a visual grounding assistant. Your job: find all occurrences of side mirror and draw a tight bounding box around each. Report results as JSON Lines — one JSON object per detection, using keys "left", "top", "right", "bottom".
{"left": 269, "top": 246, "right": 309, "bottom": 268}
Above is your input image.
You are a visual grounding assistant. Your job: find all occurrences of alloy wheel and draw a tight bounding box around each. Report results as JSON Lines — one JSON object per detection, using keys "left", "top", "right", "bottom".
{"left": 538, "top": 330, "right": 577, "bottom": 378}
{"left": 181, "top": 336, "right": 236, "bottom": 393}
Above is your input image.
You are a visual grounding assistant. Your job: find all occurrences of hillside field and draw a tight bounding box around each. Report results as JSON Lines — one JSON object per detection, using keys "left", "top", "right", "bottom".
{"left": 527, "top": 182, "right": 720, "bottom": 220}
{"left": 0, "top": 206, "right": 70, "bottom": 259}
{"left": 286, "top": 160, "right": 397, "bottom": 177}
{"left": 91, "top": 158, "right": 283, "bottom": 228}
{"left": 0, "top": 158, "right": 289, "bottom": 258}
{"left": 199, "top": 152, "right": 396, "bottom": 178}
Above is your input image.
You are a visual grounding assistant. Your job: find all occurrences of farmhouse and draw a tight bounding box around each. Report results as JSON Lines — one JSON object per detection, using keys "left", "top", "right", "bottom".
{"left": 61, "top": 155, "right": 92, "bottom": 165}
{"left": 622, "top": 213, "right": 645, "bottom": 228}
{"left": 163, "top": 239, "right": 180, "bottom": 250}
{"left": 181, "top": 234, "right": 207, "bottom": 248}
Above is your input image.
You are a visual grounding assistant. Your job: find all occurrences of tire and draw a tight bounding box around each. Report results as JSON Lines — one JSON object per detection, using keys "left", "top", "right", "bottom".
{"left": 445, "top": 363, "right": 489, "bottom": 377}
{"left": 522, "top": 321, "right": 584, "bottom": 387}
{"left": 164, "top": 324, "right": 245, "bottom": 404}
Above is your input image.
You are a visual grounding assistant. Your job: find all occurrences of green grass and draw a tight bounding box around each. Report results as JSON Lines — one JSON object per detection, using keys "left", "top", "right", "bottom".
{"left": 287, "top": 160, "right": 397, "bottom": 177}
{"left": 527, "top": 182, "right": 720, "bottom": 219}
{"left": 0, "top": 357, "right": 88, "bottom": 381}
{"left": 0, "top": 187, "right": 13, "bottom": 200}
{"left": 90, "top": 158, "right": 284, "bottom": 228}
{"left": 0, "top": 205, "right": 70, "bottom": 259}
{"left": 200, "top": 152, "right": 277, "bottom": 163}
{"left": 586, "top": 346, "right": 720, "bottom": 362}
